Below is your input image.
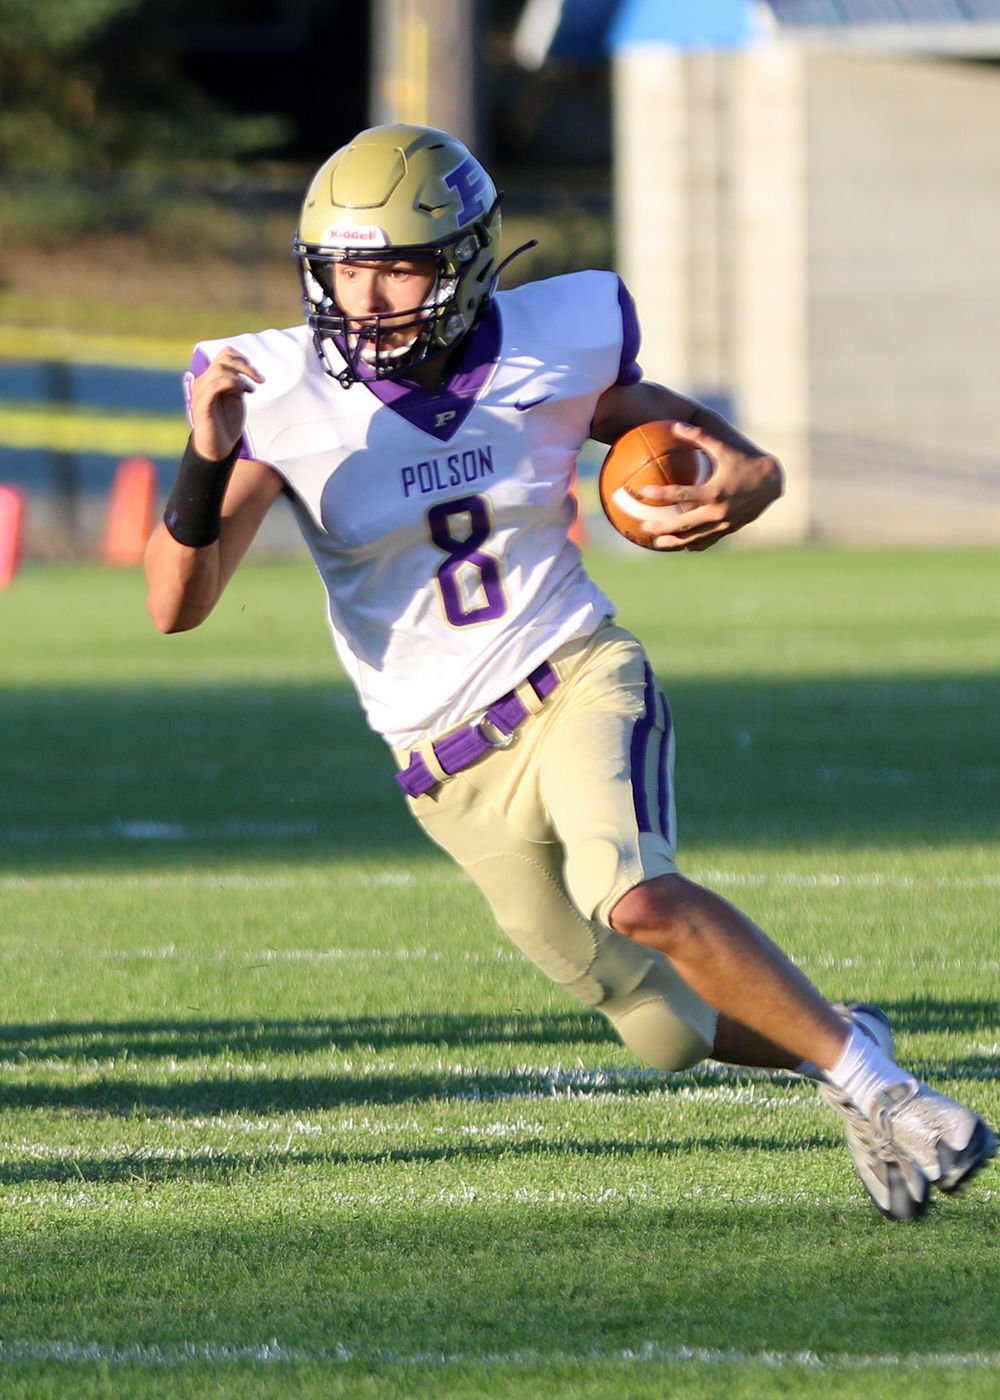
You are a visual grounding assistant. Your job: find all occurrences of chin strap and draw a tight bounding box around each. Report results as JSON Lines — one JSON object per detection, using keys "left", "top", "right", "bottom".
{"left": 492, "top": 239, "right": 539, "bottom": 285}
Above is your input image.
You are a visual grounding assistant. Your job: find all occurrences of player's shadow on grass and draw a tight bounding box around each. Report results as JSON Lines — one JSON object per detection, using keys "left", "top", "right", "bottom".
{"left": 0, "top": 999, "right": 994, "bottom": 1120}
{"left": 0, "top": 1010, "right": 618, "bottom": 1062}
{"left": 880, "top": 997, "right": 1000, "bottom": 1038}
{"left": 4, "top": 1060, "right": 994, "bottom": 1122}
{"left": 2, "top": 670, "right": 1000, "bottom": 873}
{"left": 0, "top": 1130, "right": 839, "bottom": 1189}
{"left": 2, "top": 998, "right": 994, "bottom": 1063}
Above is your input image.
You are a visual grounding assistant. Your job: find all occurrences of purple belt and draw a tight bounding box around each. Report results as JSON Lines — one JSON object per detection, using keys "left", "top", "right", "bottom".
{"left": 395, "top": 661, "right": 559, "bottom": 798}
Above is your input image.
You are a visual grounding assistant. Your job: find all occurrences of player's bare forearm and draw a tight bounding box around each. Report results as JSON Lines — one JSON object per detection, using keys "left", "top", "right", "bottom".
{"left": 591, "top": 379, "right": 784, "bottom": 549}
{"left": 144, "top": 525, "right": 225, "bottom": 633}
{"left": 592, "top": 380, "right": 764, "bottom": 456}
{"left": 684, "top": 400, "right": 771, "bottom": 462}
{"left": 145, "top": 457, "right": 283, "bottom": 633}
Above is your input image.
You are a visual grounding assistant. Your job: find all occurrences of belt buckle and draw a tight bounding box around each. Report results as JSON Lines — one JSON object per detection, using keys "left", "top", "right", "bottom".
{"left": 478, "top": 716, "right": 517, "bottom": 750}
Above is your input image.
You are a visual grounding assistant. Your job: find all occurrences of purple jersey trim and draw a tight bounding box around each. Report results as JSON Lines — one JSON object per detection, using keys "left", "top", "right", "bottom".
{"left": 360, "top": 306, "right": 502, "bottom": 441}
{"left": 190, "top": 273, "right": 627, "bottom": 461}
{"left": 189, "top": 346, "right": 211, "bottom": 378}
{"left": 616, "top": 278, "right": 642, "bottom": 386}
{"left": 185, "top": 347, "right": 251, "bottom": 459}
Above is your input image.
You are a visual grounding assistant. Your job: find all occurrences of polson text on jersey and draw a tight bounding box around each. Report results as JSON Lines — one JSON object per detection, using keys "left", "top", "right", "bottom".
{"left": 401, "top": 446, "right": 495, "bottom": 498}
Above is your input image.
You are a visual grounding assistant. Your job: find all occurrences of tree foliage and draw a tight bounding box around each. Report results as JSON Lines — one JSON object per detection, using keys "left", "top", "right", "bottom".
{"left": 0, "top": 0, "right": 289, "bottom": 171}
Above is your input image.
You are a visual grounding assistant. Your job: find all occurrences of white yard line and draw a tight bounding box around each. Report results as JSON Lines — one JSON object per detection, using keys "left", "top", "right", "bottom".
{"left": 5, "top": 856, "right": 997, "bottom": 890}
{"left": 4, "top": 865, "right": 1000, "bottom": 894}
{"left": 0, "top": 1338, "right": 997, "bottom": 1371}
{"left": 0, "top": 869, "right": 444, "bottom": 891}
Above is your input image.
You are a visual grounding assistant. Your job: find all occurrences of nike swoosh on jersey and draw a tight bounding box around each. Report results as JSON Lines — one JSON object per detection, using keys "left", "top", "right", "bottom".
{"left": 514, "top": 393, "right": 554, "bottom": 410}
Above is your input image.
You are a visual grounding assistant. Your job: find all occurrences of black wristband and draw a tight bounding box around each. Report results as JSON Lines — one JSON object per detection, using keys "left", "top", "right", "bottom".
{"left": 163, "top": 435, "right": 241, "bottom": 547}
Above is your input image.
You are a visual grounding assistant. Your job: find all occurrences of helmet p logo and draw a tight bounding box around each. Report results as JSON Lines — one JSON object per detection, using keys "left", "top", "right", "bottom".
{"left": 443, "top": 157, "right": 491, "bottom": 225}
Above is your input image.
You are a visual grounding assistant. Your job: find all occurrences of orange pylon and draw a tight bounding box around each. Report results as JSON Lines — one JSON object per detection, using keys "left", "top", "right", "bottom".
{"left": 102, "top": 457, "right": 158, "bottom": 566}
{"left": 0, "top": 485, "right": 26, "bottom": 589}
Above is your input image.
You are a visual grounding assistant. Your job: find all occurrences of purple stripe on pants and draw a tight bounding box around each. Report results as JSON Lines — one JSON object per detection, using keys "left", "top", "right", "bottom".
{"left": 630, "top": 663, "right": 672, "bottom": 841}
{"left": 655, "top": 686, "right": 673, "bottom": 844}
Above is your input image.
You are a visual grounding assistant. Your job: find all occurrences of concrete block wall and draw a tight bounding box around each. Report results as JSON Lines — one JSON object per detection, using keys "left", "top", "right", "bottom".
{"left": 729, "top": 44, "right": 812, "bottom": 543}
{"left": 612, "top": 45, "right": 693, "bottom": 397}
{"left": 613, "top": 40, "right": 1000, "bottom": 544}
{"left": 802, "top": 50, "right": 1000, "bottom": 542}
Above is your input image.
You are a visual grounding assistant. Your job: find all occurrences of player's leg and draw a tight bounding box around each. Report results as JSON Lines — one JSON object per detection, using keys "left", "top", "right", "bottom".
{"left": 399, "top": 623, "right": 994, "bottom": 1214}
{"left": 588, "top": 729, "right": 994, "bottom": 1195}
{"left": 536, "top": 624, "right": 994, "bottom": 1214}
{"left": 534, "top": 623, "right": 845, "bottom": 1070}
{"left": 409, "top": 763, "right": 717, "bottom": 1073}
{"left": 606, "top": 874, "right": 994, "bottom": 1204}
{"left": 609, "top": 873, "right": 848, "bottom": 1072}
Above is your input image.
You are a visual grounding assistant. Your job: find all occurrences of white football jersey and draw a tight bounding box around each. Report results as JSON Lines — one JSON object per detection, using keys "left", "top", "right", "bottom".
{"left": 189, "top": 270, "right": 642, "bottom": 747}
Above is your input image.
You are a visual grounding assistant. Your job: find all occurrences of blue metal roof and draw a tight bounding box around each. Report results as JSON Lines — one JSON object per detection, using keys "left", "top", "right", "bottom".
{"left": 768, "top": 1, "right": 1000, "bottom": 23}
{"left": 608, "top": 0, "right": 760, "bottom": 49}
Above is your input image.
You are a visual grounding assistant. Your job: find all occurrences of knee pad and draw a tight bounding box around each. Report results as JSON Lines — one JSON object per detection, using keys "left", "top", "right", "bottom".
{"left": 602, "top": 973, "right": 715, "bottom": 1072}
{"left": 466, "top": 848, "right": 715, "bottom": 1072}
{"left": 564, "top": 927, "right": 716, "bottom": 1073}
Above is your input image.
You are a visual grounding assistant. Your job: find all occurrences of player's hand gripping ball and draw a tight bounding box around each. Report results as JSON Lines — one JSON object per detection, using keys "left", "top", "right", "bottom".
{"left": 598, "top": 420, "right": 712, "bottom": 551}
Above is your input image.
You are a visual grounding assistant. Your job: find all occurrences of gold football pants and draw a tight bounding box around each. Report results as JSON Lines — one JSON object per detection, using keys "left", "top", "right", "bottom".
{"left": 400, "top": 622, "right": 717, "bottom": 1071}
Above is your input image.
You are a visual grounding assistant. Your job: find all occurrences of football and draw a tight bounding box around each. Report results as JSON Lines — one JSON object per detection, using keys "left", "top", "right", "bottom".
{"left": 598, "top": 420, "right": 712, "bottom": 551}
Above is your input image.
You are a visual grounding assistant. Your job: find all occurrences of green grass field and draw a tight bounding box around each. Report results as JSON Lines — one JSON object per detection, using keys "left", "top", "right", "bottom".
{"left": 1, "top": 545, "right": 998, "bottom": 1399}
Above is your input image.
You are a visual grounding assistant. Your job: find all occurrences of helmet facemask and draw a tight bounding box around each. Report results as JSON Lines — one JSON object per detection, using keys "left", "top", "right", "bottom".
{"left": 297, "top": 217, "right": 498, "bottom": 388}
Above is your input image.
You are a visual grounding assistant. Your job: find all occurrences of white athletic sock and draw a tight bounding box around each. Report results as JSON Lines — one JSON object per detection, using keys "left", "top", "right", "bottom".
{"left": 824, "top": 1025, "right": 916, "bottom": 1119}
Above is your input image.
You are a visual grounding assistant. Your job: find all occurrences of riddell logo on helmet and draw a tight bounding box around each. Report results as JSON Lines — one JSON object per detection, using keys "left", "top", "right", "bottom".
{"left": 322, "top": 224, "right": 387, "bottom": 247}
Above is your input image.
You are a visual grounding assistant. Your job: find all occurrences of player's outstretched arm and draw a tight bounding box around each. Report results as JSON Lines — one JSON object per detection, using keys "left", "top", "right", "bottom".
{"left": 591, "top": 380, "right": 784, "bottom": 551}
{"left": 145, "top": 346, "right": 281, "bottom": 633}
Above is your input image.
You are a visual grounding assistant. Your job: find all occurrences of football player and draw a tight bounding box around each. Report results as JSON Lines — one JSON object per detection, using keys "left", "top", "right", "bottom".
{"left": 145, "top": 123, "right": 994, "bottom": 1220}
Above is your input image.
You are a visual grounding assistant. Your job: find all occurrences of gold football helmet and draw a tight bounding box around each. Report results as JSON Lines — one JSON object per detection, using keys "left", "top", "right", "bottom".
{"left": 293, "top": 124, "right": 502, "bottom": 385}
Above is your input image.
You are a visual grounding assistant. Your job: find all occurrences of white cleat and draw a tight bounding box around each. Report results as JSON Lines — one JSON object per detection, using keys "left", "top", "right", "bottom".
{"left": 872, "top": 1079, "right": 997, "bottom": 1197}
{"left": 819, "top": 1004, "right": 929, "bottom": 1222}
